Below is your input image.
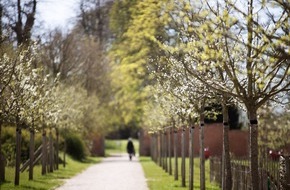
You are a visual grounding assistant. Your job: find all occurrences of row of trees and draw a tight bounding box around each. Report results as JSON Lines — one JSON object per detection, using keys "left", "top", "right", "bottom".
{"left": 0, "top": 44, "right": 105, "bottom": 184}
{"left": 0, "top": 0, "right": 289, "bottom": 188}
{"left": 110, "top": 0, "right": 289, "bottom": 190}
{"left": 0, "top": 0, "right": 116, "bottom": 185}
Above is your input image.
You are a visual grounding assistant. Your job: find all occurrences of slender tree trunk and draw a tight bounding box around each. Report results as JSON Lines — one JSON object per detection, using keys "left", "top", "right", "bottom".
{"left": 151, "top": 134, "right": 155, "bottom": 162}
{"left": 189, "top": 125, "right": 195, "bottom": 190}
{"left": 14, "top": 125, "right": 21, "bottom": 185}
{"left": 222, "top": 103, "right": 232, "bottom": 190}
{"left": 248, "top": 108, "right": 259, "bottom": 190}
{"left": 158, "top": 132, "right": 162, "bottom": 167}
{"left": 181, "top": 127, "right": 186, "bottom": 187}
{"left": 49, "top": 130, "right": 53, "bottom": 173}
{"left": 29, "top": 129, "right": 35, "bottom": 180}
{"left": 55, "top": 128, "right": 59, "bottom": 170}
{"left": 0, "top": 121, "right": 5, "bottom": 182}
{"left": 159, "top": 132, "right": 164, "bottom": 168}
{"left": 154, "top": 134, "right": 158, "bottom": 162}
{"left": 164, "top": 132, "right": 168, "bottom": 172}
{"left": 42, "top": 129, "right": 47, "bottom": 175}
{"left": 168, "top": 128, "right": 172, "bottom": 175}
{"left": 151, "top": 134, "right": 154, "bottom": 161}
{"left": 174, "top": 128, "right": 178, "bottom": 181}
{"left": 155, "top": 134, "right": 158, "bottom": 162}
{"left": 199, "top": 100, "right": 205, "bottom": 190}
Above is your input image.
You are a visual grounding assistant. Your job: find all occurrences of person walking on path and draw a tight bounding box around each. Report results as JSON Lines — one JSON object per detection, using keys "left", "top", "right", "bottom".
{"left": 127, "top": 138, "right": 135, "bottom": 161}
{"left": 55, "top": 153, "right": 148, "bottom": 190}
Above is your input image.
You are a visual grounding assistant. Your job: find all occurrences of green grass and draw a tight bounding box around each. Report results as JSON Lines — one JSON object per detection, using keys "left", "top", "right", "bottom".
{"left": 105, "top": 139, "right": 139, "bottom": 156}
{"left": 0, "top": 154, "right": 101, "bottom": 190}
{"left": 140, "top": 157, "right": 221, "bottom": 190}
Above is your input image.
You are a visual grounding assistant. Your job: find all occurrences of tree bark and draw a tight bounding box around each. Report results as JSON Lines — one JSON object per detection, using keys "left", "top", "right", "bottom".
{"left": 181, "top": 127, "right": 186, "bottom": 187}
{"left": 29, "top": 129, "right": 35, "bottom": 180}
{"left": 168, "top": 128, "right": 172, "bottom": 175}
{"left": 14, "top": 126, "right": 21, "bottom": 185}
{"left": 158, "top": 132, "right": 161, "bottom": 167}
{"left": 0, "top": 121, "right": 5, "bottom": 182}
{"left": 222, "top": 103, "right": 232, "bottom": 190}
{"left": 199, "top": 100, "right": 205, "bottom": 190}
{"left": 49, "top": 130, "right": 53, "bottom": 173}
{"left": 174, "top": 128, "right": 178, "bottom": 181}
{"left": 248, "top": 108, "right": 259, "bottom": 190}
{"left": 150, "top": 134, "right": 154, "bottom": 161}
{"left": 164, "top": 132, "right": 168, "bottom": 172}
{"left": 15, "top": 0, "right": 37, "bottom": 46}
{"left": 55, "top": 128, "right": 59, "bottom": 170}
{"left": 42, "top": 129, "right": 47, "bottom": 175}
{"left": 189, "top": 126, "right": 194, "bottom": 190}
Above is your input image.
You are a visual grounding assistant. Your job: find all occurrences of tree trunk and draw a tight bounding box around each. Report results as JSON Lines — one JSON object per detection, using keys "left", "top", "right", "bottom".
{"left": 164, "top": 132, "right": 168, "bottom": 172}
{"left": 15, "top": 0, "right": 37, "bottom": 46}
{"left": 49, "top": 130, "right": 53, "bottom": 173}
{"left": 55, "top": 128, "right": 59, "bottom": 170}
{"left": 158, "top": 132, "right": 161, "bottom": 167}
{"left": 14, "top": 126, "right": 21, "bottom": 185}
{"left": 189, "top": 126, "right": 194, "bottom": 190}
{"left": 63, "top": 140, "right": 66, "bottom": 168}
{"left": 160, "top": 132, "right": 163, "bottom": 168}
{"left": 181, "top": 127, "right": 186, "bottom": 187}
{"left": 199, "top": 101, "right": 205, "bottom": 190}
{"left": 248, "top": 109, "right": 259, "bottom": 190}
{"left": 222, "top": 103, "right": 232, "bottom": 190}
{"left": 174, "top": 128, "right": 178, "bottom": 181}
{"left": 0, "top": 121, "right": 5, "bottom": 182}
{"left": 42, "top": 129, "right": 47, "bottom": 175}
{"left": 168, "top": 128, "right": 172, "bottom": 175}
{"left": 151, "top": 134, "right": 154, "bottom": 162}
{"left": 29, "top": 129, "right": 35, "bottom": 180}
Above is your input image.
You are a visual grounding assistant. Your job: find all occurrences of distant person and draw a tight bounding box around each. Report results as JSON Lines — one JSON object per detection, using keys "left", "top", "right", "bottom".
{"left": 126, "top": 138, "right": 135, "bottom": 161}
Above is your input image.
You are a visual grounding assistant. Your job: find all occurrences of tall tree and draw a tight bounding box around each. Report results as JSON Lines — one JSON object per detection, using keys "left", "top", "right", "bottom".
{"left": 109, "top": 0, "right": 170, "bottom": 127}
{"left": 167, "top": 1, "right": 290, "bottom": 189}
{"left": 2, "top": 0, "right": 37, "bottom": 46}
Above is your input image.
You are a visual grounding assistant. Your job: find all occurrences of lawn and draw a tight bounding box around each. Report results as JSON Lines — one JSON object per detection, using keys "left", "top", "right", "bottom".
{"left": 0, "top": 154, "right": 101, "bottom": 190}
{"left": 105, "top": 138, "right": 139, "bottom": 156}
{"left": 140, "top": 157, "right": 221, "bottom": 190}
{"left": 105, "top": 139, "right": 220, "bottom": 190}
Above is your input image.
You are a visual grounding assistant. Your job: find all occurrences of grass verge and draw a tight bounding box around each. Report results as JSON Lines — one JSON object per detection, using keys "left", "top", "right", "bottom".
{"left": 140, "top": 157, "right": 221, "bottom": 190}
{"left": 0, "top": 154, "right": 101, "bottom": 190}
{"left": 105, "top": 139, "right": 139, "bottom": 156}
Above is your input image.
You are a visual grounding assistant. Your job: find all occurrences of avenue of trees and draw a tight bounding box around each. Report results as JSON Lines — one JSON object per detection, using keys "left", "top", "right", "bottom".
{"left": 0, "top": 0, "right": 289, "bottom": 189}
{"left": 0, "top": 0, "right": 117, "bottom": 185}
{"left": 110, "top": 0, "right": 290, "bottom": 189}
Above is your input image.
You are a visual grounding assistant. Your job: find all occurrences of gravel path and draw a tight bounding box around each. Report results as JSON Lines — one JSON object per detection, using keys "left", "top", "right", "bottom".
{"left": 55, "top": 153, "right": 149, "bottom": 190}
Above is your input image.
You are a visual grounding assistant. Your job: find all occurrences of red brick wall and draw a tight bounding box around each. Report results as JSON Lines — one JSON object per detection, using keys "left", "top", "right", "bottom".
{"left": 139, "top": 129, "right": 151, "bottom": 156}
{"left": 140, "top": 123, "right": 249, "bottom": 157}
{"left": 91, "top": 133, "right": 105, "bottom": 156}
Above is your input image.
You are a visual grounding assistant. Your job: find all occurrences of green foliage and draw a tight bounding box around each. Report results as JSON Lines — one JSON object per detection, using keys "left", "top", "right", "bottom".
{"left": 259, "top": 104, "right": 290, "bottom": 151}
{"left": 109, "top": 0, "right": 172, "bottom": 128}
{"left": 109, "top": 0, "right": 138, "bottom": 39}
{"left": 1, "top": 127, "right": 42, "bottom": 166}
{"left": 65, "top": 133, "right": 88, "bottom": 161}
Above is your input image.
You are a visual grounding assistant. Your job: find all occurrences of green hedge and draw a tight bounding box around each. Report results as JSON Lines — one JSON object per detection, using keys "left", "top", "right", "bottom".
{"left": 65, "top": 133, "right": 88, "bottom": 161}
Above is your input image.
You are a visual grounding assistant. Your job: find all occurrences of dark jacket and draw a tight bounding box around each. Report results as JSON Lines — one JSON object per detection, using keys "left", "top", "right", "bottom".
{"left": 127, "top": 140, "right": 135, "bottom": 154}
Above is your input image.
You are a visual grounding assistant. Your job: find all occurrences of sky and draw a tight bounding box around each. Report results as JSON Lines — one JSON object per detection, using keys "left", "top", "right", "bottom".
{"left": 37, "top": 0, "right": 80, "bottom": 31}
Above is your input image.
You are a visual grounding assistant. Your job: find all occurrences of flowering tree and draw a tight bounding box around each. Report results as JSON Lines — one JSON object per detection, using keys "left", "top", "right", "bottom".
{"left": 5, "top": 47, "right": 38, "bottom": 185}
{"left": 0, "top": 46, "right": 18, "bottom": 182}
{"left": 162, "top": 0, "right": 290, "bottom": 189}
{"left": 259, "top": 103, "right": 290, "bottom": 152}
